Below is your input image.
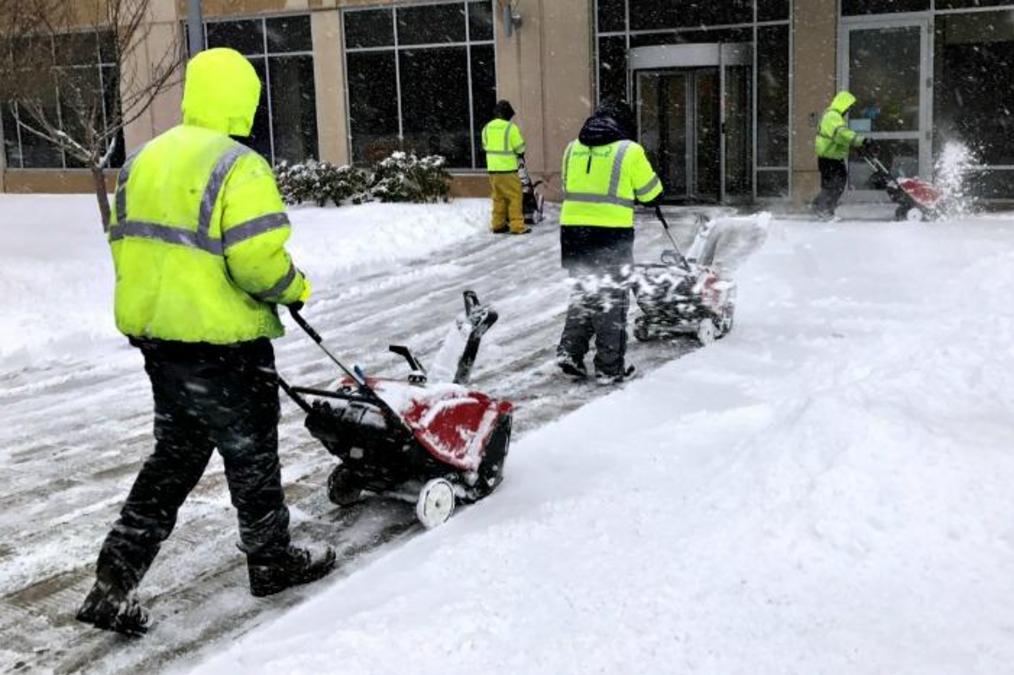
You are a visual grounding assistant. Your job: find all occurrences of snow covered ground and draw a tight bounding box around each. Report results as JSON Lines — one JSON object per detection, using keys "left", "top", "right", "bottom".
{"left": 2, "top": 195, "right": 1013, "bottom": 673}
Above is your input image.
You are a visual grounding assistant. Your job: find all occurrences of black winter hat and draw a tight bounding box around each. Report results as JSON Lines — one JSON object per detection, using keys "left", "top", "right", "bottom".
{"left": 594, "top": 99, "right": 636, "bottom": 138}
{"left": 493, "top": 100, "right": 516, "bottom": 120}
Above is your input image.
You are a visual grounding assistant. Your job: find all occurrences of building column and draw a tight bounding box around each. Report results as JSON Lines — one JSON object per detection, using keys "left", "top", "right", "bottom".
{"left": 121, "top": 2, "right": 184, "bottom": 155}
{"left": 495, "top": 0, "right": 592, "bottom": 202}
{"left": 790, "top": 0, "right": 839, "bottom": 207}
{"left": 312, "top": 9, "right": 349, "bottom": 165}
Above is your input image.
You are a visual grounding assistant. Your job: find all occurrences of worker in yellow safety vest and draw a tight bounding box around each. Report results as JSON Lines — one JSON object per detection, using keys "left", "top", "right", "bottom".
{"left": 556, "top": 100, "right": 664, "bottom": 385}
{"left": 812, "top": 90, "right": 870, "bottom": 220}
{"left": 76, "top": 48, "right": 335, "bottom": 638}
{"left": 481, "top": 100, "right": 531, "bottom": 235}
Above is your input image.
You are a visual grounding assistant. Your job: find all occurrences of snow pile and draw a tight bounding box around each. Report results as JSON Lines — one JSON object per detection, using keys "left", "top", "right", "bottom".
{"left": 0, "top": 195, "right": 487, "bottom": 366}
{"left": 190, "top": 218, "right": 1014, "bottom": 675}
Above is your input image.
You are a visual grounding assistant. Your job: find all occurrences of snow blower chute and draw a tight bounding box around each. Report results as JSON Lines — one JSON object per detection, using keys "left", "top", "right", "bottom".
{"left": 280, "top": 292, "right": 513, "bottom": 529}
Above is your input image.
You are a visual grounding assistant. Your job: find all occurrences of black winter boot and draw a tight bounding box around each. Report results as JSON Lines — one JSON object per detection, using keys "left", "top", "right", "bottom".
{"left": 248, "top": 545, "right": 337, "bottom": 597}
{"left": 76, "top": 580, "right": 150, "bottom": 637}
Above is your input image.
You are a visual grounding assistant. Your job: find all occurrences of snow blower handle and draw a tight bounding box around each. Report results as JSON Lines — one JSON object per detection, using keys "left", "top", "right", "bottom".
{"left": 653, "top": 205, "right": 692, "bottom": 272}
{"left": 288, "top": 307, "right": 368, "bottom": 389}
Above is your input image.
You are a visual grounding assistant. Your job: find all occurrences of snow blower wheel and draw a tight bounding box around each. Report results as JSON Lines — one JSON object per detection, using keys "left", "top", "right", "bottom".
{"left": 633, "top": 316, "right": 656, "bottom": 342}
{"left": 696, "top": 318, "right": 718, "bottom": 345}
{"left": 416, "top": 478, "right": 456, "bottom": 529}
{"left": 327, "top": 464, "right": 364, "bottom": 507}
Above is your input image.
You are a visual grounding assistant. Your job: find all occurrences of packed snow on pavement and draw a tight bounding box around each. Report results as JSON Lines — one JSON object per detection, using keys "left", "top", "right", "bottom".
{"left": 2, "top": 195, "right": 1013, "bottom": 674}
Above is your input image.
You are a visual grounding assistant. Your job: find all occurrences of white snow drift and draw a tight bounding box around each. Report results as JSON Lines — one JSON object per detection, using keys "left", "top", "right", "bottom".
{"left": 189, "top": 214, "right": 1014, "bottom": 674}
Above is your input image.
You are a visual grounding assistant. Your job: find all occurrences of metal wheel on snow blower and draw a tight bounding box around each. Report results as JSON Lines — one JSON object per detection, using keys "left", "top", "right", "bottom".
{"left": 696, "top": 318, "right": 718, "bottom": 346}
{"left": 633, "top": 316, "right": 655, "bottom": 342}
{"left": 416, "top": 478, "right": 456, "bottom": 529}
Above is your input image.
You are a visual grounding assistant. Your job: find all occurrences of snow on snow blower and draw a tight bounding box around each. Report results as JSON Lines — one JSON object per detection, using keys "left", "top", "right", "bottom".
{"left": 860, "top": 148, "right": 943, "bottom": 221}
{"left": 279, "top": 292, "right": 513, "bottom": 529}
{"left": 631, "top": 207, "right": 768, "bottom": 345}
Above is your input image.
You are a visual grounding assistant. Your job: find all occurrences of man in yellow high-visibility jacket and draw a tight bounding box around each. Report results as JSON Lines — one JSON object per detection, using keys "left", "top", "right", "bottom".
{"left": 76, "top": 48, "right": 335, "bottom": 637}
{"left": 557, "top": 100, "right": 663, "bottom": 385}
{"left": 481, "top": 100, "right": 530, "bottom": 235}
{"left": 813, "top": 90, "right": 869, "bottom": 220}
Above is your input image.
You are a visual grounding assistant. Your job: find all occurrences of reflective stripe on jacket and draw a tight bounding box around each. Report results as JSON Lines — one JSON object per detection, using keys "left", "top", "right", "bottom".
{"left": 482, "top": 118, "right": 526, "bottom": 172}
{"left": 108, "top": 48, "right": 305, "bottom": 344}
{"left": 559, "top": 139, "right": 663, "bottom": 228}
{"left": 815, "top": 90, "right": 864, "bottom": 160}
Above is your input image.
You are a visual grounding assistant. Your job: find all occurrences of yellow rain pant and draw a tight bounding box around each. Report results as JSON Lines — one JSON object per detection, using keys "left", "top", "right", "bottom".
{"left": 489, "top": 173, "right": 525, "bottom": 233}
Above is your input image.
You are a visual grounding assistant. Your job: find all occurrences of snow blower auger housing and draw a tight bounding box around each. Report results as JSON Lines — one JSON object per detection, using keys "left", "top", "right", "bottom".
{"left": 631, "top": 208, "right": 737, "bottom": 346}
{"left": 280, "top": 292, "right": 513, "bottom": 529}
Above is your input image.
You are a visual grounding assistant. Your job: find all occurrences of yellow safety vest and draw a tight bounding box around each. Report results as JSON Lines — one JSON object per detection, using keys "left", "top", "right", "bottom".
{"left": 482, "top": 118, "right": 526, "bottom": 172}
{"left": 560, "top": 139, "right": 663, "bottom": 228}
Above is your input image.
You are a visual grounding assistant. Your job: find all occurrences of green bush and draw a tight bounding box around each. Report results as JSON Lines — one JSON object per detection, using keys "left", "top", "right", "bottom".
{"left": 275, "top": 153, "right": 452, "bottom": 207}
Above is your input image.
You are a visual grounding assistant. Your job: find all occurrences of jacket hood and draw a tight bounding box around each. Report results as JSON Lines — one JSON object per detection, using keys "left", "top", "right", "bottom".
{"left": 181, "top": 48, "right": 261, "bottom": 136}
{"left": 493, "top": 100, "right": 515, "bottom": 121}
{"left": 578, "top": 100, "right": 635, "bottom": 146}
{"left": 830, "top": 90, "right": 857, "bottom": 114}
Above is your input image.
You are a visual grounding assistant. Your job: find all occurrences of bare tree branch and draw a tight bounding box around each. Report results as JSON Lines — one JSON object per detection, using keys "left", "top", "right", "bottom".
{"left": 0, "top": 0, "right": 185, "bottom": 228}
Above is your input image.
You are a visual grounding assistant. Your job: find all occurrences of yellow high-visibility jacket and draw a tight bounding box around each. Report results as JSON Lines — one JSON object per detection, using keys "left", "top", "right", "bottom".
{"left": 559, "top": 139, "right": 663, "bottom": 228}
{"left": 815, "top": 90, "right": 864, "bottom": 160}
{"left": 482, "top": 118, "right": 526, "bottom": 172}
{"left": 107, "top": 48, "right": 305, "bottom": 344}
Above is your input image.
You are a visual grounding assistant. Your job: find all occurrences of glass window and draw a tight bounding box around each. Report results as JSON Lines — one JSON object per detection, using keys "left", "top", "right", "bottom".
{"left": 344, "top": 9, "right": 394, "bottom": 48}
{"left": 468, "top": 1, "right": 494, "bottom": 40}
{"left": 2, "top": 104, "right": 24, "bottom": 168}
{"left": 598, "top": 36, "right": 627, "bottom": 102}
{"left": 597, "top": 0, "right": 626, "bottom": 33}
{"left": 206, "top": 19, "right": 264, "bottom": 55}
{"left": 757, "top": 25, "right": 789, "bottom": 167}
{"left": 629, "top": 0, "right": 752, "bottom": 31}
{"left": 471, "top": 44, "right": 497, "bottom": 166}
{"left": 244, "top": 57, "right": 272, "bottom": 160}
{"left": 848, "top": 25, "right": 922, "bottom": 132}
{"left": 269, "top": 55, "right": 317, "bottom": 163}
{"left": 758, "top": 0, "right": 790, "bottom": 22}
{"left": 102, "top": 65, "right": 126, "bottom": 167}
{"left": 935, "top": 10, "right": 1014, "bottom": 166}
{"left": 19, "top": 78, "right": 64, "bottom": 169}
{"left": 628, "top": 27, "right": 752, "bottom": 49}
{"left": 397, "top": 4, "right": 467, "bottom": 45}
{"left": 265, "top": 15, "right": 312, "bottom": 53}
{"left": 756, "top": 170, "right": 789, "bottom": 198}
{"left": 964, "top": 169, "right": 1014, "bottom": 199}
{"left": 399, "top": 47, "right": 471, "bottom": 166}
{"left": 842, "top": 0, "right": 930, "bottom": 15}
{"left": 347, "top": 51, "right": 400, "bottom": 162}
{"left": 938, "top": 0, "right": 1014, "bottom": 7}
{"left": 54, "top": 33, "right": 97, "bottom": 66}
{"left": 58, "top": 66, "right": 102, "bottom": 168}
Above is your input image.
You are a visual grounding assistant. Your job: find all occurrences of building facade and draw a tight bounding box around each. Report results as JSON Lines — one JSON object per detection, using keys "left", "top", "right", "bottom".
{"left": 3, "top": 0, "right": 1014, "bottom": 205}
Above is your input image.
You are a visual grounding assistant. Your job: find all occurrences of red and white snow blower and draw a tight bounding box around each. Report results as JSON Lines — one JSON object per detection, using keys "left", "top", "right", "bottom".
{"left": 860, "top": 147, "right": 943, "bottom": 221}
{"left": 280, "top": 292, "right": 513, "bottom": 529}
{"left": 631, "top": 207, "right": 767, "bottom": 345}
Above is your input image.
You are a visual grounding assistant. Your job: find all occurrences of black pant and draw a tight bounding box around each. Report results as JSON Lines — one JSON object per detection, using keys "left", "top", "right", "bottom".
{"left": 557, "top": 270, "right": 630, "bottom": 377}
{"left": 94, "top": 338, "right": 290, "bottom": 592}
{"left": 813, "top": 157, "right": 848, "bottom": 214}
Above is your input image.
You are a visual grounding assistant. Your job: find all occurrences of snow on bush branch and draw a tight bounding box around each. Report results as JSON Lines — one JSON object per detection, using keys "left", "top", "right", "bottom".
{"left": 276, "top": 152, "right": 452, "bottom": 207}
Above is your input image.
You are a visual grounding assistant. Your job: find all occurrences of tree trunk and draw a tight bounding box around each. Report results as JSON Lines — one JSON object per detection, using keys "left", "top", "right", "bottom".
{"left": 91, "top": 165, "right": 111, "bottom": 231}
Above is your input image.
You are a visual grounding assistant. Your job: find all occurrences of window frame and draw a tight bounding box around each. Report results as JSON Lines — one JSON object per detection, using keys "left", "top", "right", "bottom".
{"left": 203, "top": 12, "right": 317, "bottom": 165}
{"left": 341, "top": 1, "right": 496, "bottom": 171}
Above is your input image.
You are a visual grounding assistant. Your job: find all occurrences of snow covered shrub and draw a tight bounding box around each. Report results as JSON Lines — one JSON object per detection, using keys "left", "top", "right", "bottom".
{"left": 369, "top": 152, "right": 451, "bottom": 203}
{"left": 275, "top": 160, "right": 372, "bottom": 207}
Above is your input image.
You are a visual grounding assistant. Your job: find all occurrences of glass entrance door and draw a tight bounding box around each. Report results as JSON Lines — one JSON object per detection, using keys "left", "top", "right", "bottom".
{"left": 632, "top": 43, "right": 753, "bottom": 204}
{"left": 841, "top": 19, "right": 931, "bottom": 194}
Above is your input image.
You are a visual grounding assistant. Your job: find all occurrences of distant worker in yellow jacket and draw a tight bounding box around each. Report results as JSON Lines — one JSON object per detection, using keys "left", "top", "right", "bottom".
{"left": 812, "top": 90, "right": 870, "bottom": 220}
{"left": 481, "top": 100, "right": 530, "bottom": 235}
{"left": 76, "top": 48, "right": 335, "bottom": 638}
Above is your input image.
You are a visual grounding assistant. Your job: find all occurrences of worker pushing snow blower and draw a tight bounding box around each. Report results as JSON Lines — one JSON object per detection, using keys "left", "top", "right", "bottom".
{"left": 631, "top": 207, "right": 769, "bottom": 344}
{"left": 859, "top": 147, "right": 944, "bottom": 221}
{"left": 280, "top": 292, "right": 512, "bottom": 530}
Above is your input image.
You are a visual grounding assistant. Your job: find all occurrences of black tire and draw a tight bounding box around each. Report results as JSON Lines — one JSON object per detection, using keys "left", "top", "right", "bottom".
{"left": 894, "top": 204, "right": 909, "bottom": 222}
{"left": 327, "top": 464, "right": 364, "bottom": 507}
{"left": 475, "top": 414, "right": 511, "bottom": 498}
{"left": 633, "top": 317, "right": 654, "bottom": 342}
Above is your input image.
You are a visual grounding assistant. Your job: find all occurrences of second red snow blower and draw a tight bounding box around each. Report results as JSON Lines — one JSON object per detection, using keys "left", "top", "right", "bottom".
{"left": 280, "top": 292, "right": 513, "bottom": 529}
